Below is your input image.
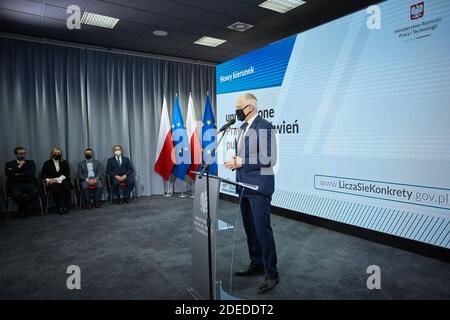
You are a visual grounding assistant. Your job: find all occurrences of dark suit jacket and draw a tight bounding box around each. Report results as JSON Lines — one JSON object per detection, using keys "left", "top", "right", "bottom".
{"left": 236, "top": 115, "right": 277, "bottom": 197}
{"left": 106, "top": 156, "right": 134, "bottom": 178}
{"left": 77, "top": 159, "right": 104, "bottom": 181}
{"left": 4, "top": 160, "right": 38, "bottom": 193}
{"left": 40, "top": 159, "right": 71, "bottom": 180}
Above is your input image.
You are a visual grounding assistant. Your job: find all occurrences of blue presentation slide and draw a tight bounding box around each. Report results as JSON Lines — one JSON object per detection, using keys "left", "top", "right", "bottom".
{"left": 216, "top": 0, "right": 450, "bottom": 248}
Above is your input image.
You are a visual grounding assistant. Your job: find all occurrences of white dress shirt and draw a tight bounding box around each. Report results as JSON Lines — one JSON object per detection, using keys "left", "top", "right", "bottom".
{"left": 238, "top": 113, "right": 258, "bottom": 150}
{"left": 53, "top": 158, "right": 60, "bottom": 172}
{"left": 116, "top": 155, "right": 122, "bottom": 166}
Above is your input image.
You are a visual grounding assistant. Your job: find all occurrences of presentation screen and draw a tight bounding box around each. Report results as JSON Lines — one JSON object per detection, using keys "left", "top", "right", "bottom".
{"left": 216, "top": 0, "right": 450, "bottom": 248}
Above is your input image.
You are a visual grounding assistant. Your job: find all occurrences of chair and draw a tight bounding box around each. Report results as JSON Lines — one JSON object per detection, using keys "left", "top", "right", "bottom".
{"left": 106, "top": 175, "right": 138, "bottom": 204}
{"left": 75, "top": 178, "right": 107, "bottom": 208}
{"left": 1, "top": 177, "right": 43, "bottom": 221}
{"left": 41, "top": 178, "right": 78, "bottom": 214}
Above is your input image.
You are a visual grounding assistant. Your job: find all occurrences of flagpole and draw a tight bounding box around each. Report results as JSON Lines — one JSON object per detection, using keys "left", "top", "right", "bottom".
{"left": 164, "top": 177, "right": 173, "bottom": 197}
{"left": 178, "top": 179, "right": 188, "bottom": 198}
{"left": 189, "top": 180, "right": 195, "bottom": 199}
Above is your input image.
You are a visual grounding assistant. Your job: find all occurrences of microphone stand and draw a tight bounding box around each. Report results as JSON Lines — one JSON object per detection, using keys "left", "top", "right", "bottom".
{"left": 198, "top": 128, "right": 228, "bottom": 300}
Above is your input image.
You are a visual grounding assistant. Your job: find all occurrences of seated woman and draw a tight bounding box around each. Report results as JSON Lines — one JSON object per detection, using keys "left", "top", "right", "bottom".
{"left": 40, "top": 147, "right": 73, "bottom": 214}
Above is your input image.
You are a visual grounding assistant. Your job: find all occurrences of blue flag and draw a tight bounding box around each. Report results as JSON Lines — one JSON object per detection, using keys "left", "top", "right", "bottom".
{"left": 171, "top": 95, "right": 191, "bottom": 180}
{"left": 201, "top": 95, "right": 218, "bottom": 175}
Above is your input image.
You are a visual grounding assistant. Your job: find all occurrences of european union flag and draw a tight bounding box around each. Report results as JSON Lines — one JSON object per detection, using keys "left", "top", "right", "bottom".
{"left": 171, "top": 95, "right": 191, "bottom": 180}
{"left": 201, "top": 95, "right": 218, "bottom": 175}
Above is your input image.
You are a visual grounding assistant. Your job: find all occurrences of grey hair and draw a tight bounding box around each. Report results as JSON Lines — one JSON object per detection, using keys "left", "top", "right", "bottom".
{"left": 238, "top": 93, "right": 258, "bottom": 110}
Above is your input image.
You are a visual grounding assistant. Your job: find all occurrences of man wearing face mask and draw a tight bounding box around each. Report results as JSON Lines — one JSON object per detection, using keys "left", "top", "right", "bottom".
{"left": 106, "top": 145, "right": 135, "bottom": 204}
{"left": 224, "top": 93, "right": 278, "bottom": 294}
{"left": 40, "top": 147, "right": 73, "bottom": 214}
{"left": 4, "top": 147, "right": 39, "bottom": 218}
{"left": 77, "top": 148, "right": 104, "bottom": 209}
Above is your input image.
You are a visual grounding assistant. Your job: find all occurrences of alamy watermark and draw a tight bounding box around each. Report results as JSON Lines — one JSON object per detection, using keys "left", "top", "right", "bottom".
{"left": 367, "top": 5, "right": 382, "bottom": 30}
{"left": 66, "top": 5, "right": 81, "bottom": 30}
{"left": 66, "top": 265, "right": 81, "bottom": 290}
{"left": 366, "top": 265, "right": 381, "bottom": 290}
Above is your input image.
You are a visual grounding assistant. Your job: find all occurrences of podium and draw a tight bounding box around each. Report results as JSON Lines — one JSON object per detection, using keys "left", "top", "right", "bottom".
{"left": 187, "top": 171, "right": 258, "bottom": 300}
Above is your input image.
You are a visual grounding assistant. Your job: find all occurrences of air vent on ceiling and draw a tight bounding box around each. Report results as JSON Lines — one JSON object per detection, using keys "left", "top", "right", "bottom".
{"left": 227, "top": 21, "right": 254, "bottom": 32}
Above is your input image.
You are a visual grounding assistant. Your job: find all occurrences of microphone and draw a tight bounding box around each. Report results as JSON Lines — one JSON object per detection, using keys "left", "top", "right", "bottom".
{"left": 198, "top": 163, "right": 209, "bottom": 179}
{"left": 217, "top": 118, "right": 236, "bottom": 134}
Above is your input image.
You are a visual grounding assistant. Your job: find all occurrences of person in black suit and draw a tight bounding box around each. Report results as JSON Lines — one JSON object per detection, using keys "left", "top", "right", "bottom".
{"left": 40, "top": 147, "right": 73, "bottom": 214}
{"left": 225, "top": 93, "right": 278, "bottom": 294}
{"left": 4, "top": 147, "right": 39, "bottom": 218}
{"left": 106, "top": 145, "right": 134, "bottom": 204}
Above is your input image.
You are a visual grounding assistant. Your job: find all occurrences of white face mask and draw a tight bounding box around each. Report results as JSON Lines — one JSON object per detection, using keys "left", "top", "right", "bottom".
{"left": 114, "top": 150, "right": 121, "bottom": 157}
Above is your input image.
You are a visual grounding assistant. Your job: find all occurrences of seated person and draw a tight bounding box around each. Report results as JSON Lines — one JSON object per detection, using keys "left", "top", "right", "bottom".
{"left": 40, "top": 147, "right": 73, "bottom": 215}
{"left": 77, "top": 148, "right": 104, "bottom": 209}
{"left": 106, "top": 145, "right": 134, "bottom": 204}
{"left": 4, "top": 146, "right": 39, "bottom": 218}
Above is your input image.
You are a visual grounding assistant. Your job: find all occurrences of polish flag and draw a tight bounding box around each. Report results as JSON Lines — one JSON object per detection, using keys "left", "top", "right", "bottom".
{"left": 186, "top": 93, "right": 202, "bottom": 179}
{"left": 154, "top": 97, "right": 175, "bottom": 181}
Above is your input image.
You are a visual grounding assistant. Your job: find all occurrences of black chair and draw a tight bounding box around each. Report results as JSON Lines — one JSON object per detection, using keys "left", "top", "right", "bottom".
{"left": 41, "top": 178, "right": 78, "bottom": 214}
{"left": 1, "top": 177, "right": 43, "bottom": 220}
{"left": 106, "top": 175, "right": 138, "bottom": 204}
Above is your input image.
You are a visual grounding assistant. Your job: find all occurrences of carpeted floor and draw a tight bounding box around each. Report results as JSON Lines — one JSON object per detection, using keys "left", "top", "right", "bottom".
{"left": 0, "top": 196, "right": 449, "bottom": 300}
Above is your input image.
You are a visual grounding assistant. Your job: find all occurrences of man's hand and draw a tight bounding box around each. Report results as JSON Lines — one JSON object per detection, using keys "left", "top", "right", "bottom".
{"left": 122, "top": 175, "right": 127, "bottom": 181}
{"left": 114, "top": 175, "right": 123, "bottom": 182}
{"left": 224, "top": 156, "right": 243, "bottom": 170}
{"left": 87, "top": 179, "right": 97, "bottom": 186}
{"left": 47, "top": 178, "right": 57, "bottom": 185}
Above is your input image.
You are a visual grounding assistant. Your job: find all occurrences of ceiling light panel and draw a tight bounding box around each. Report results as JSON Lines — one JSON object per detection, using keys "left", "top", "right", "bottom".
{"left": 258, "top": 0, "right": 306, "bottom": 14}
{"left": 81, "top": 12, "right": 120, "bottom": 29}
{"left": 194, "top": 36, "right": 227, "bottom": 47}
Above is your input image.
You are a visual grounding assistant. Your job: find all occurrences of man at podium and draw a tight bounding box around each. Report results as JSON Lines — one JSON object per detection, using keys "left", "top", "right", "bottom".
{"left": 224, "top": 93, "right": 279, "bottom": 294}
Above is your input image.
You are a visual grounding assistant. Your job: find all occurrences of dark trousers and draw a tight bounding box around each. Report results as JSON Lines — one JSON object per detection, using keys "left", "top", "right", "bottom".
{"left": 240, "top": 194, "right": 278, "bottom": 278}
{"left": 111, "top": 176, "right": 134, "bottom": 200}
{"left": 10, "top": 183, "right": 39, "bottom": 211}
{"left": 81, "top": 181, "right": 103, "bottom": 202}
{"left": 47, "top": 180, "right": 72, "bottom": 209}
